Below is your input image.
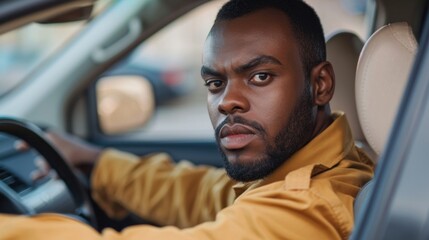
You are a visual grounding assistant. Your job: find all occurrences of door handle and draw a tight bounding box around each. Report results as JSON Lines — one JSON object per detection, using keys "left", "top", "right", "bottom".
{"left": 92, "top": 18, "right": 141, "bottom": 63}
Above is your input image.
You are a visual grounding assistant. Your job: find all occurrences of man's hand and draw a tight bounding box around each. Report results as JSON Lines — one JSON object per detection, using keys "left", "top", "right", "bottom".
{"left": 15, "top": 131, "right": 102, "bottom": 181}
{"left": 44, "top": 131, "right": 102, "bottom": 167}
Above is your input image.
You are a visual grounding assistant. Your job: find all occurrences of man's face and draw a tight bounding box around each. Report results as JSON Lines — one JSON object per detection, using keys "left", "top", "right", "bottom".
{"left": 202, "top": 8, "right": 315, "bottom": 182}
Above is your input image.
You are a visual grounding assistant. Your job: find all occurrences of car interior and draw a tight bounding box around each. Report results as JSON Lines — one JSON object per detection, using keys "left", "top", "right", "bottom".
{"left": 327, "top": 19, "right": 420, "bottom": 238}
{"left": 329, "top": 22, "right": 418, "bottom": 164}
{"left": 326, "top": 29, "right": 372, "bottom": 157}
{"left": 351, "top": 20, "right": 417, "bottom": 214}
{"left": 0, "top": 0, "right": 428, "bottom": 238}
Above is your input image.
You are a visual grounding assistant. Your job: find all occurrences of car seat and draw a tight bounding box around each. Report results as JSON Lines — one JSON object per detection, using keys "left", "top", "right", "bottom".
{"left": 326, "top": 31, "right": 377, "bottom": 158}
{"left": 352, "top": 22, "right": 418, "bottom": 216}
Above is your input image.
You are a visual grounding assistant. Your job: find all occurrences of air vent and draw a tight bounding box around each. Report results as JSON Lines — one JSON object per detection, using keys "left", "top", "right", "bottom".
{"left": 0, "top": 166, "right": 31, "bottom": 195}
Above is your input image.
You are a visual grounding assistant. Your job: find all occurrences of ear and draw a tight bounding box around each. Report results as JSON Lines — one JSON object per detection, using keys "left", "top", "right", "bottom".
{"left": 310, "top": 61, "right": 335, "bottom": 106}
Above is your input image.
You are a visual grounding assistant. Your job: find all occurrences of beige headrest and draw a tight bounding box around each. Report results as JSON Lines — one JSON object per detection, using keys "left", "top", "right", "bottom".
{"left": 356, "top": 22, "right": 417, "bottom": 155}
{"left": 327, "top": 31, "right": 364, "bottom": 141}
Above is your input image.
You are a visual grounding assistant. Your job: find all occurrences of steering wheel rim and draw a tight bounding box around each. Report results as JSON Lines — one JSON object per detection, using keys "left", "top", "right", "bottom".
{"left": 0, "top": 117, "right": 96, "bottom": 226}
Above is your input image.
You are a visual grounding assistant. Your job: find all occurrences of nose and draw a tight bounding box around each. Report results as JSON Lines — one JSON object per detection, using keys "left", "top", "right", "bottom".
{"left": 217, "top": 81, "right": 250, "bottom": 115}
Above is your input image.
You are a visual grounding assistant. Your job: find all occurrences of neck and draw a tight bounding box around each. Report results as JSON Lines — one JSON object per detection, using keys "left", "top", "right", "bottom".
{"left": 311, "top": 105, "right": 333, "bottom": 139}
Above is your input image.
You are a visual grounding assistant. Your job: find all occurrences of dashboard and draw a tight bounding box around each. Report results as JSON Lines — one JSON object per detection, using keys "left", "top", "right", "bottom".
{"left": 0, "top": 133, "right": 75, "bottom": 214}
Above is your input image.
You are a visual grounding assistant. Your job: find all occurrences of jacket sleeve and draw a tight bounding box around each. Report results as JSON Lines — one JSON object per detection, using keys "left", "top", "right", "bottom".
{"left": 91, "top": 149, "right": 237, "bottom": 228}
{"left": 0, "top": 180, "right": 347, "bottom": 240}
{"left": 97, "top": 181, "right": 348, "bottom": 240}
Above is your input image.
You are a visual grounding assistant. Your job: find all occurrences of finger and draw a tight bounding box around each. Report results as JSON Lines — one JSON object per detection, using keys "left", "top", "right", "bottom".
{"left": 34, "top": 157, "right": 50, "bottom": 173}
{"left": 45, "top": 131, "right": 61, "bottom": 144}
{"left": 45, "top": 131, "right": 54, "bottom": 142}
{"left": 30, "top": 169, "right": 47, "bottom": 181}
{"left": 30, "top": 169, "right": 58, "bottom": 181}
{"left": 14, "top": 140, "right": 29, "bottom": 151}
{"left": 31, "top": 157, "right": 60, "bottom": 181}
{"left": 49, "top": 170, "right": 59, "bottom": 180}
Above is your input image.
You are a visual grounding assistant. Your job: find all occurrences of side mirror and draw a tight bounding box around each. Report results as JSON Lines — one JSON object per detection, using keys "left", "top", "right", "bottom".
{"left": 96, "top": 75, "right": 155, "bottom": 135}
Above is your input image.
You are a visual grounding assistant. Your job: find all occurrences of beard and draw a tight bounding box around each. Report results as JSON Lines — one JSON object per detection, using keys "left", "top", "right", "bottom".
{"left": 216, "top": 84, "right": 315, "bottom": 182}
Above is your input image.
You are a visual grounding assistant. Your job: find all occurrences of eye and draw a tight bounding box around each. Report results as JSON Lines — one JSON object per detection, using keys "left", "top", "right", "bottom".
{"left": 204, "top": 79, "right": 225, "bottom": 91}
{"left": 250, "top": 73, "right": 273, "bottom": 85}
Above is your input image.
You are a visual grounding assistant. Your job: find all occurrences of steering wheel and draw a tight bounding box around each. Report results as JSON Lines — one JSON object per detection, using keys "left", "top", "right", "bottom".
{"left": 0, "top": 117, "right": 96, "bottom": 226}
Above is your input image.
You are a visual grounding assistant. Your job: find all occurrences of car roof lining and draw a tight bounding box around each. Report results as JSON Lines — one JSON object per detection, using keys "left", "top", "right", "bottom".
{"left": 0, "top": 0, "right": 94, "bottom": 34}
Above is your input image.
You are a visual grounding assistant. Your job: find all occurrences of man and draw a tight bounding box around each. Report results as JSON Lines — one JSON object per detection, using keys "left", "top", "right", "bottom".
{"left": 0, "top": 0, "right": 373, "bottom": 239}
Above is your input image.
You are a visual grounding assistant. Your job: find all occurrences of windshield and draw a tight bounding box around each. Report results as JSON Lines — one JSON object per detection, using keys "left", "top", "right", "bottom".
{"left": 0, "top": 0, "right": 113, "bottom": 97}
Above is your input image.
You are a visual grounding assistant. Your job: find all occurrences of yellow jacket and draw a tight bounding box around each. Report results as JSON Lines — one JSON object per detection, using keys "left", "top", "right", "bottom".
{"left": 0, "top": 113, "right": 373, "bottom": 239}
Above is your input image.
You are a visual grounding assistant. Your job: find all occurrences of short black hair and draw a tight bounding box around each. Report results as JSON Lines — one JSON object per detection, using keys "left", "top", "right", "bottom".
{"left": 214, "top": 0, "right": 326, "bottom": 78}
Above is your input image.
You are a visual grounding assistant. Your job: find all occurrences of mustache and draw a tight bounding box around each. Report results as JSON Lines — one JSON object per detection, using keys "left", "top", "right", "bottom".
{"left": 215, "top": 116, "right": 266, "bottom": 139}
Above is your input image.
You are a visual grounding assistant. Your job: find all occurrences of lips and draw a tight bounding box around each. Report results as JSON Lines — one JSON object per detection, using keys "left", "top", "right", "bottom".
{"left": 219, "top": 124, "right": 257, "bottom": 150}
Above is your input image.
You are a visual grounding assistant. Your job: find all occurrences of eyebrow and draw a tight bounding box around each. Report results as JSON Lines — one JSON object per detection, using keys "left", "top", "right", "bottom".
{"left": 201, "top": 66, "right": 223, "bottom": 78}
{"left": 235, "top": 55, "right": 282, "bottom": 73}
{"left": 200, "top": 55, "right": 283, "bottom": 78}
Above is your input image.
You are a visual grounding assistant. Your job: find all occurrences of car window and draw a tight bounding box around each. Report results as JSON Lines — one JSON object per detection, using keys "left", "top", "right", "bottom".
{"left": 95, "top": 0, "right": 367, "bottom": 141}
{"left": 0, "top": 0, "right": 113, "bottom": 98}
{"left": 0, "top": 23, "right": 82, "bottom": 97}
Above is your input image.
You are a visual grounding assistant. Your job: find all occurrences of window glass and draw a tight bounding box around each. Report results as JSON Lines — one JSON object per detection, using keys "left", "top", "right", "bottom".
{"left": 0, "top": 23, "right": 82, "bottom": 96}
{"left": 0, "top": 0, "right": 113, "bottom": 97}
